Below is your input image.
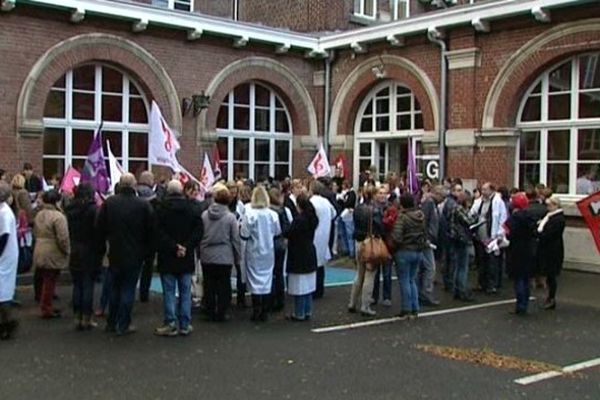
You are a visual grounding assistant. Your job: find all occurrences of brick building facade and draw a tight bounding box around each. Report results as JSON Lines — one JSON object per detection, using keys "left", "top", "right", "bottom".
{"left": 1, "top": 0, "right": 600, "bottom": 269}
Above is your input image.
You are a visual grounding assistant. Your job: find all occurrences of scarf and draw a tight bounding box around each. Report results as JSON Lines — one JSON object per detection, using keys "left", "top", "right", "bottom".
{"left": 537, "top": 208, "right": 563, "bottom": 233}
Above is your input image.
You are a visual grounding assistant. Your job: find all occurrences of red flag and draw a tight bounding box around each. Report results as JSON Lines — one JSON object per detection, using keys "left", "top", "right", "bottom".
{"left": 576, "top": 191, "right": 600, "bottom": 253}
{"left": 212, "top": 146, "right": 222, "bottom": 179}
{"left": 334, "top": 154, "right": 347, "bottom": 179}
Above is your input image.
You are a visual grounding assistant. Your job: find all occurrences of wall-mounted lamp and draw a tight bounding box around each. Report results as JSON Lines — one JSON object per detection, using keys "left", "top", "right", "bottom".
{"left": 371, "top": 55, "right": 386, "bottom": 79}
{"left": 182, "top": 91, "right": 211, "bottom": 117}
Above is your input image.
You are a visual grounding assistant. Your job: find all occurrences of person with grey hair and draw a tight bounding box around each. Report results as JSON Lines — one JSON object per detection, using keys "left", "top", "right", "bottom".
{"left": 0, "top": 182, "right": 19, "bottom": 339}
{"left": 154, "top": 180, "right": 203, "bottom": 336}
{"left": 96, "top": 173, "right": 155, "bottom": 336}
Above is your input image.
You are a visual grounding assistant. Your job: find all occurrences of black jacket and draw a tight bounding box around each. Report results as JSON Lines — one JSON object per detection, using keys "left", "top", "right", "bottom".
{"left": 285, "top": 212, "right": 318, "bottom": 275}
{"left": 538, "top": 211, "right": 566, "bottom": 277}
{"left": 25, "top": 174, "right": 43, "bottom": 193}
{"left": 353, "top": 202, "right": 386, "bottom": 241}
{"left": 96, "top": 187, "right": 155, "bottom": 269}
{"left": 505, "top": 209, "right": 536, "bottom": 279}
{"left": 155, "top": 193, "right": 203, "bottom": 275}
{"left": 391, "top": 209, "right": 428, "bottom": 251}
{"left": 65, "top": 200, "right": 101, "bottom": 272}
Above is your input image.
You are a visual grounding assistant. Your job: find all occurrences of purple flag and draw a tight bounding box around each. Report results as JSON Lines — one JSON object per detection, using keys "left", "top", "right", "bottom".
{"left": 407, "top": 139, "right": 420, "bottom": 195}
{"left": 81, "top": 122, "right": 109, "bottom": 193}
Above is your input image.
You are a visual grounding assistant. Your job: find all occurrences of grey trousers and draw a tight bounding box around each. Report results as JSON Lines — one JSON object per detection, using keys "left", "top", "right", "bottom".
{"left": 419, "top": 247, "right": 437, "bottom": 302}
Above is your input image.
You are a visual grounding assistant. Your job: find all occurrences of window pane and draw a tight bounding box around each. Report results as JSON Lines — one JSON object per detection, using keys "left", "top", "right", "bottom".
{"left": 578, "top": 91, "right": 600, "bottom": 118}
{"left": 531, "top": 82, "right": 542, "bottom": 94}
{"left": 102, "top": 131, "right": 121, "bottom": 158}
{"left": 255, "top": 139, "right": 270, "bottom": 161}
{"left": 52, "top": 75, "right": 65, "bottom": 89}
{"left": 376, "top": 98, "right": 389, "bottom": 114}
{"left": 72, "top": 92, "right": 95, "bottom": 120}
{"left": 255, "top": 85, "right": 270, "bottom": 107}
{"left": 520, "top": 96, "right": 541, "bottom": 122}
{"left": 255, "top": 108, "right": 270, "bottom": 132}
{"left": 547, "top": 164, "right": 569, "bottom": 194}
{"left": 547, "top": 130, "right": 570, "bottom": 160}
{"left": 548, "top": 61, "right": 571, "bottom": 93}
{"left": 73, "top": 65, "right": 96, "bottom": 91}
{"left": 275, "top": 141, "right": 289, "bottom": 162}
{"left": 72, "top": 158, "right": 86, "bottom": 172}
{"left": 129, "top": 98, "right": 148, "bottom": 123}
{"left": 397, "top": 115, "right": 410, "bottom": 130}
{"left": 233, "top": 163, "right": 249, "bottom": 180}
{"left": 233, "top": 107, "right": 250, "bottom": 130}
{"left": 44, "top": 90, "right": 65, "bottom": 118}
{"left": 43, "top": 128, "right": 65, "bottom": 155}
{"left": 376, "top": 116, "right": 389, "bottom": 131}
{"left": 217, "top": 106, "right": 228, "bottom": 129}
{"left": 377, "top": 87, "right": 390, "bottom": 97}
{"left": 234, "top": 84, "right": 250, "bottom": 105}
{"left": 174, "top": 0, "right": 191, "bottom": 11}
{"left": 43, "top": 159, "right": 65, "bottom": 181}
{"left": 414, "top": 97, "right": 422, "bottom": 111}
{"left": 360, "top": 117, "right": 372, "bottom": 132}
{"left": 548, "top": 94, "right": 570, "bottom": 120}
{"left": 359, "top": 160, "right": 371, "bottom": 175}
{"left": 364, "top": 101, "right": 373, "bottom": 115}
{"left": 217, "top": 137, "right": 228, "bottom": 168}
{"left": 519, "top": 164, "right": 540, "bottom": 189}
{"left": 397, "top": 96, "right": 410, "bottom": 112}
{"left": 415, "top": 113, "right": 423, "bottom": 129}
{"left": 275, "top": 164, "right": 289, "bottom": 181}
{"left": 129, "top": 161, "right": 148, "bottom": 177}
{"left": 102, "top": 94, "right": 123, "bottom": 122}
{"left": 397, "top": 86, "right": 410, "bottom": 95}
{"left": 72, "top": 129, "right": 94, "bottom": 156}
{"left": 364, "top": 0, "right": 374, "bottom": 16}
{"left": 275, "top": 110, "right": 289, "bottom": 133}
{"left": 519, "top": 131, "right": 540, "bottom": 160}
{"left": 129, "top": 132, "right": 147, "bottom": 158}
{"left": 576, "top": 164, "right": 599, "bottom": 195}
{"left": 233, "top": 138, "right": 249, "bottom": 161}
{"left": 102, "top": 67, "right": 122, "bottom": 93}
{"left": 578, "top": 129, "right": 600, "bottom": 161}
{"left": 254, "top": 164, "right": 270, "bottom": 181}
{"left": 579, "top": 55, "right": 600, "bottom": 89}
{"left": 130, "top": 83, "right": 140, "bottom": 96}
{"left": 359, "top": 142, "right": 372, "bottom": 157}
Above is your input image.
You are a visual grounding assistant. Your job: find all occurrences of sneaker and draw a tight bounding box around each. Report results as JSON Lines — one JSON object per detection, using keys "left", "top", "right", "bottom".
{"left": 381, "top": 299, "right": 392, "bottom": 307}
{"left": 154, "top": 324, "right": 178, "bottom": 337}
{"left": 360, "top": 307, "right": 377, "bottom": 317}
{"left": 179, "top": 325, "right": 194, "bottom": 336}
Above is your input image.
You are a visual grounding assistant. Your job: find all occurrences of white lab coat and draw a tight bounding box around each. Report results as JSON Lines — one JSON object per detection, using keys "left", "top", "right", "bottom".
{"left": 241, "top": 206, "right": 281, "bottom": 295}
{"left": 470, "top": 192, "right": 508, "bottom": 239}
{"left": 310, "top": 195, "right": 337, "bottom": 267}
{"left": 0, "top": 203, "right": 18, "bottom": 302}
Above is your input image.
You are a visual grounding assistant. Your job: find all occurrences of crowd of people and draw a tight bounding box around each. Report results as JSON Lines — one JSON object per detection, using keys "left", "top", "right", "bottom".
{"left": 0, "top": 163, "right": 567, "bottom": 340}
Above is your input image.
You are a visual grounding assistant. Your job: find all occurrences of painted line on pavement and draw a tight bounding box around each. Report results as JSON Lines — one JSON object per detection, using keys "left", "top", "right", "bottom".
{"left": 312, "top": 297, "right": 532, "bottom": 334}
{"left": 515, "top": 357, "right": 600, "bottom": 385}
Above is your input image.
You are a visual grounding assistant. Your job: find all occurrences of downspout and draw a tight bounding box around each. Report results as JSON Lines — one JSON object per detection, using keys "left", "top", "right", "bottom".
{"left": 427, "top": 28, "right": 447, "bottom": 181}
{"left": 324, "top": 50, "right": 336, "bottom": 156}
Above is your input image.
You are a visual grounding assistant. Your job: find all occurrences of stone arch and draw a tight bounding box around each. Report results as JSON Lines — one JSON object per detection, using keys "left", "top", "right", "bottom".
{"left": 197, "top": 57, "right": 318, "bottom": 145}
{"left": 482, "top": 18, "right": 600, "bottom": 129}
{"left": 17, "top": 33, "right": 181, "bottom": 136}
{"left": 328, "top": 54, "right": 439, "bottom": 149}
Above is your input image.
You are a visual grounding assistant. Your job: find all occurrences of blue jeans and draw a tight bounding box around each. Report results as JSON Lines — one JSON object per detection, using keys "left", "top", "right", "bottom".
{"left": 338, "top": 216, "right": 355, "bottom": 258}
{"left": 452, "top": 243, "right": 469, "bottom": 298}
{"left": 514, "top": 275, "right": 530, "bottom": 313}
{"left": 394, "top": 250, "right": 422, "bottom": 313}
{"left": 372, "top": 261, "right": 392, "bottom": 302}
{"left": 107, "top": 266, "right": 141, "bottom": 334}
{"left": 71, "top": 269, "right": 95, "bottom": 318}
{"left": 293, "top": 294, "right": 313, "bottom": 319}
{"left": 160, "top": 273, "right": 192, "bottom": 329}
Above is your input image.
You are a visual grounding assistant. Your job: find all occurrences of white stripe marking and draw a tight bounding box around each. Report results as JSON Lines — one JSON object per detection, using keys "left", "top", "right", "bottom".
{"left": 312, "top": 298, "right": 530, "bottom": 334}
{"left": 515, "top": 357, "right": 600, "bottom": 385}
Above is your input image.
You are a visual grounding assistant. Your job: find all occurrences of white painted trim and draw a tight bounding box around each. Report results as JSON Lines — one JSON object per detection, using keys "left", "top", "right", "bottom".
{"left": 446, "top": 48, "right": 481, "bottom": 70}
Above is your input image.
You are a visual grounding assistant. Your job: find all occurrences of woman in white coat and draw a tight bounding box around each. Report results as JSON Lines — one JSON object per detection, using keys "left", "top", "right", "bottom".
{"left": 0, "top": 182, "right": 19, "bottom": 340}
{"left": 240, "top": 185, "right": 281, "bottom": 322}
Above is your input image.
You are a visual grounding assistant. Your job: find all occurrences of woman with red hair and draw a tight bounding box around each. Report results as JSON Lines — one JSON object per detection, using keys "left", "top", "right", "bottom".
{"left": 504, "top": 192, "right": 536, "bottom": 315}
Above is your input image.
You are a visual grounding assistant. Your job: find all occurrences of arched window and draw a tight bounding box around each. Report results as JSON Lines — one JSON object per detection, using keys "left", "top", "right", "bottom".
{"left": 517, "top": 53, "right": 600, "bottom": 195}
{"left": 216, "top": 82, "right": 292, "bottom": 181}
{"left": 43, "top": 64, "right": 149, "bottom": 179}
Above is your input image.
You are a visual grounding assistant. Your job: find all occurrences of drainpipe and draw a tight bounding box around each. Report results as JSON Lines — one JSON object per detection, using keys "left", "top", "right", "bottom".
{"left": 428, "top": 27, "right": 447, "bottom": 181}
{"left": 324, "top": 50, "right": 336, "bottom": 156}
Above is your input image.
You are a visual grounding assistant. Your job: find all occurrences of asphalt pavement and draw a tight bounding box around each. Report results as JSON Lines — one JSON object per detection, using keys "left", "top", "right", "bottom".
{"left": 1, "top": 267, "right": 599, "bottom": 400}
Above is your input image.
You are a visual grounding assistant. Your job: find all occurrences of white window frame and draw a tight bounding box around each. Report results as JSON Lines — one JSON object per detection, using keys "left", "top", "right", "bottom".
{"left": 391, "top": 0, "right": 409, "bottom": 20}
{"left": 216, "top": 82, "right": 293, "bottom": 181}
{"left": 516, "top": 53, "right": 600, "bottom": 199}
{"left": 355, "top": 0, "right": 377, "bottom": 20}
{"left": 42, "top": 64, "right": 149, "bottom": 176}
{"left": 154, "top": 0, "right": 193, "bottom": 12}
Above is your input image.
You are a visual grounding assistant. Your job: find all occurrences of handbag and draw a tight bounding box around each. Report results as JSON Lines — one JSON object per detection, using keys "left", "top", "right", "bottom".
{"left": 359, "top": 206, "right": 390, "bottom": 267}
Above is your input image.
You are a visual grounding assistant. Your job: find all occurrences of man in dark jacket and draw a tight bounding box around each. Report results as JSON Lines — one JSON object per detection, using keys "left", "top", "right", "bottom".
{"left": 96, "top": 173, "right": 154, "bottom": 336}
{"left": 136, "top": 170, "right": 160, "bottom": 303}
{"left": 23, "top": 162, "right": 43, "bottom": 194}
{"left": 419, "top": 185, "right": 444, "bottom": 306}
{"left": 154, "top": 180, "right": 203, "bottom": 336}
{"left": 439, "top": 183, "right": 462, "bottom": 292}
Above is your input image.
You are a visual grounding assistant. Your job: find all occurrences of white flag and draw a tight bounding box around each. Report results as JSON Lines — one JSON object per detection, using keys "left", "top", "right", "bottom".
{"left": 200, "top": 153, "right": 215, "bottom": 191}
{"left": 149, "top": 101, "right": 181, "bottom": 172}
{"left": 106, "top": 140, "right": 124, "bottom": 193}
{"left": 307, "top": 144, "right": 331, "bottom": 178}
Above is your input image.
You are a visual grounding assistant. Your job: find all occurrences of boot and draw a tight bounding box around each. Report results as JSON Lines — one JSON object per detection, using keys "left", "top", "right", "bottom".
{"left": 251, "top": 295, "right": 260, "bottom": 321}
{"left": 259, "top": 295, "right": 269, "bottom": 322}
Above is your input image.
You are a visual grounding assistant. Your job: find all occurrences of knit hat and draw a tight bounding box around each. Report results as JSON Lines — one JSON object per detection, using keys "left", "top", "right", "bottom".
{"left": 511, "top": 192, "right": 529, "bottom": 210}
